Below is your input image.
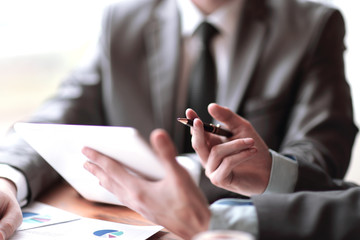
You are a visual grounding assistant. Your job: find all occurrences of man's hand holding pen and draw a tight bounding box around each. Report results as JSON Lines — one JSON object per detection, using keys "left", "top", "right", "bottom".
{"left": 186, "top": 103, "right": 272, "bottom": 196}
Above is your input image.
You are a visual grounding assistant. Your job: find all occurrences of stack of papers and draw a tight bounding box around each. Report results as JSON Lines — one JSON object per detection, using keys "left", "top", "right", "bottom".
{"left": 12, "top": 202, "right": 163, "bottom": 240}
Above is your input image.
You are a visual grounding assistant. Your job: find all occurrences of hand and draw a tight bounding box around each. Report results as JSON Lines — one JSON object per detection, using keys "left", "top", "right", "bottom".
{"left": 0, "top": 178, "right": 23, "bottom": 240}
{"left": 188, "top": 103, "right": 272, "bottom": 196}
{"left": 83, "top": 129, "right": 210, "bottom": 240}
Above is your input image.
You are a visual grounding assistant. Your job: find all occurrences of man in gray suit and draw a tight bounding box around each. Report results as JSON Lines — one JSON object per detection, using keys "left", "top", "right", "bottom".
{"left": 0, "top": 0, "right": 357, "bottom": 238}
{"left": 83, "top": 104, "right": 360, "bottom": 239}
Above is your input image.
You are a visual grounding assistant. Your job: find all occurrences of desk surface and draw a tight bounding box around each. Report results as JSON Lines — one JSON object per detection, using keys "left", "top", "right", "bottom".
{"left": 37, "top": 181, "right": 181, "bottom": 240}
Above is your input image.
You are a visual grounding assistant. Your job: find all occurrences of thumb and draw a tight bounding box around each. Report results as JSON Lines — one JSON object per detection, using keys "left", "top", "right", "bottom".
{"left": 150, "top": 129, "right": 180, "bottom": 174}
{"left": 208, "top": 103, "right": 245, "bottom": 130}
{"left": 0, "top": 205, "right": 22, "bottom": 240}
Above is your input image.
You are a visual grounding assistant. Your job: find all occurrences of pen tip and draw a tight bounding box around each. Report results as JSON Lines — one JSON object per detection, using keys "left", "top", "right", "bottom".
{"left": 177, "top": 118, "right": 188, "bottom": 124}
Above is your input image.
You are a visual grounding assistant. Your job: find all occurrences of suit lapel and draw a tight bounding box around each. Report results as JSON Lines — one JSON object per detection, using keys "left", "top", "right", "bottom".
{"left": 145, "top": 0, "right": 181, "bottom": 133}
{"left": 218, "top": 0, "right": 268, "bottom": 113}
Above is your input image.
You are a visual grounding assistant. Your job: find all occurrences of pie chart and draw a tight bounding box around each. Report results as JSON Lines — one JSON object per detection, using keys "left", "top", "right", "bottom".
{"left": 93, "top": 229, "right": 124, "bottom": 238}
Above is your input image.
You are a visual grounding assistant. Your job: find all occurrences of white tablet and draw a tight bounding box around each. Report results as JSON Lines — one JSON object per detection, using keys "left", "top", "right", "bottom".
{"left": 14, "top": 123, "right": 165, "bottom": 206}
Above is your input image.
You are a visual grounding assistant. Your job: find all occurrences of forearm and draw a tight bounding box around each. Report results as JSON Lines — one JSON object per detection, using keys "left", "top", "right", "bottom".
{"left": 252, "top": 188, "right": 360, "bottom": 240}
{"left": 279, "top": 10, "right": 357, "bottom": 189}
{"left": 0, "top": 164, "right": 28, "bottom": 206}
{"left": 295, "top": 159, "right": 358, "bottom": 191}
{"left": 0, "top": 129, "right": 60, "bottom": 202}
{"left": 264, "top": 150, "right": 357, "bottom": 193}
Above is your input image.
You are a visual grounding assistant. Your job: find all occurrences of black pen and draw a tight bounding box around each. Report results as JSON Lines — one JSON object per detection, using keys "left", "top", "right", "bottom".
{"left": 177, "top": 118, "right": 233, "bottom": 138}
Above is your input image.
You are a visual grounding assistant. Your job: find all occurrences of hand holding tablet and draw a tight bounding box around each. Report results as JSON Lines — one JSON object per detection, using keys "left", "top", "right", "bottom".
{"left": 14, "top": 123, "right": 165, "bottom": 205}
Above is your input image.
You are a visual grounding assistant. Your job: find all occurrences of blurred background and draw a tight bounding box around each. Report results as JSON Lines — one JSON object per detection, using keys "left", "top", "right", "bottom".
{"left": 0, "top": 0, "right": 359, "bottom": 183}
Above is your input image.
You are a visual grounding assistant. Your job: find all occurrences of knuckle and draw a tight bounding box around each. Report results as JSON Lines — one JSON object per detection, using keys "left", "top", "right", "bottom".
{"left": 243, "top": 149, "right": 255, "bottom": 158}
{"left": 15, "top": 211, "right": 23, "bottom": 225}
{"left": 86, "top": 163, "right": 97, "bottom": 175}
{"left": 191, "top": 137, "right": 202, "bottom": 150}
{"left": 241, "top": 118, "right": 251, "bottom": 128}
{"left": 210, "top": 176, "right": 219, "bottom": 186}
{"left": 130, "top": 190, "right": 146, "bottom": 204}
{"left": 205, "top": 169, "right": 211, "bottom": 178}
{"left": 210, "top": 175, "right": 222, "bottom": 186}
{"left": 221, "top": 157, "right": 232, "bottom": 169}
{"left": 99, "top": 179, "right": 114, "bottom": 194}
{"left": 86, "top": 149, "right": 97, "bottom": 160}
{"left": 1, "top": 221, "right": 15, "bottom": 237}
{"left": 233, "top": 139, "right": 244, "bottom": 149}
{"left": 192, "top": 142, "right": 200, "bottom": 152}
{"left": 98, "top": 180, "right": 105, "bottom": 188}
{"left": 210, "top": 145, "right": 221, "bottom": 157}
{"left": 238, "top": 148, "right": 255, "bottom": 160}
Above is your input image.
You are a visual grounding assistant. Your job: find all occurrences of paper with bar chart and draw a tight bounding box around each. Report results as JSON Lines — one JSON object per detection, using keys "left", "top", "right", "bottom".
{"left": 13, "top": 202, "right": 163, "bottom": 239}
{"left": 19, "top": 202, "right": 80, "bottom": 231}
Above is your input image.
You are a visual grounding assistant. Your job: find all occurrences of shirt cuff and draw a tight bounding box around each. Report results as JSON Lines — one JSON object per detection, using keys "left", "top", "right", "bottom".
{"left": 209, "top": 198, "right": 258, "bottom": 238}
{"left": 263, "top": 149, "right": 298, "bottom": 194}
{"left": 176, "top": 155, "right": 202, "bottom": 186}
{"left": 0, "top": 164, "right": 28, "bottom": 206}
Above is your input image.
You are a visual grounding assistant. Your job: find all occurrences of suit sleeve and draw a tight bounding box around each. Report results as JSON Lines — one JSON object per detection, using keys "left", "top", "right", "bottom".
{"left": 252, "top": 187, "right": 360, "bottom": 240}
{"left": 279, "top": 9, "right": 358, "bottom": 191}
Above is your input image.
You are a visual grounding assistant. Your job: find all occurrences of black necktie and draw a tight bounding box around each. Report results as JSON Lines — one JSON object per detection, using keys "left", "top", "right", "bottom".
{"left": 184, "top": 22, "right": 219, "bottom": 153}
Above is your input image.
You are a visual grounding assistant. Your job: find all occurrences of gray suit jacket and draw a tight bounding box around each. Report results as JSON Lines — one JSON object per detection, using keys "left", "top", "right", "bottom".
{"left": 252, "top": 186, "right": 360, "bottom": 240}
{"left": 0, "top": 0, "right": 357, "bottom": 203}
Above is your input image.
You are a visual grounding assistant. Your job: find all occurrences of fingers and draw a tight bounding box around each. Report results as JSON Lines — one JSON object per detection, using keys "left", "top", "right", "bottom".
{"left": 208, "top": 103, "right": 248, "bottom": 131}
{"left": 185, "top": 108, "right": 199, "bottom": 120}
{"left": 83, "top": 129, "right": 179, "bottom": 185}
{"left": 83, "top": 149, "right": 114, "bottom": 191}
{"left": 0, "top": 207, "right": 22, "bottom": 240}
{"left": 191, "top": 119, "right": 210, "bottom": 166}
{"left": 82, "top": 147, "right": 128, "bottom": 177}
{"left": 185, "top": 108, "right": 199, "bottom": 137}
{"left": 206, "top": 138, "right": 256, "bottom": 175}
{"left": 188, "top": 104, "right": 245, "bottom": 132}
{"left": 82, "top": 147, "right": 137, "bottom": 191}
{"left": 83, "top": 158, "right": 109, "bottom": 188}
{"left": 150, "top": 129, "right": 179, "bottom": 173}
{"left": 0, "top": 216, "right": 22, "bottom": 240}
{"left": 212, "top": 147, "right": 257, "bottom": 177}
{"left": 0, "top": 220, "right": 15, "bottom": 240}
{"left": 0, "top": 179, "right": 23, "bottom": 240}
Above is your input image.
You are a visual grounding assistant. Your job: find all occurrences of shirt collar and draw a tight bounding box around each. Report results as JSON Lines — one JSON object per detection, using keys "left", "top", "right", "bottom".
{"left": 176, "top": 0, "right": 245, "bottom": 37}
